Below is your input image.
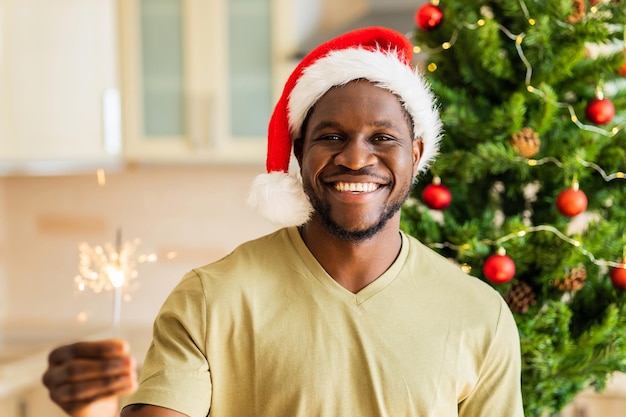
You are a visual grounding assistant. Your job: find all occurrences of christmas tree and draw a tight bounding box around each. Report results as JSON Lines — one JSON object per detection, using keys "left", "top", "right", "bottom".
{"left": 401, "top": 0, "right": 626, "bottom": 415}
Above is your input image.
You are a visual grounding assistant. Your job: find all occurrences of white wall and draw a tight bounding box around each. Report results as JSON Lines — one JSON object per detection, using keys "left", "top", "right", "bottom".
{"left": 0, "top": 181, "right": 7, "bottom": 319}
{"left": 0, "top": 166, "right": 277, "bottom": 328}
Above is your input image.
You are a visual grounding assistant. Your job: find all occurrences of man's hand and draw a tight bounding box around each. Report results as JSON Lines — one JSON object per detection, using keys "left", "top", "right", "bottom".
{"left": 42, "top": 339, "right": 137, "bottom": 417}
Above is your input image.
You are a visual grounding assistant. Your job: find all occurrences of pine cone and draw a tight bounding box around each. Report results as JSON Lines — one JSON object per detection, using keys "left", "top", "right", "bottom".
{"left": 567, "top": 0, "right": 586, "bottom": 23}
{"left": 554, "top": 266, "right": 587, "bottom": 292}
{"left": 504, "top": 281, "right": 537, "bottom": 314}
{"left": 510, "top": 127, "right": 541, "bottom": 158}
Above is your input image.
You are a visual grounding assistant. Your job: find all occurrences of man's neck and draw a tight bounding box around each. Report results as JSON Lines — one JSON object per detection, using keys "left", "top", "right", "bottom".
{"left": 299, "top": 219, "right": 403, "bottom": 294}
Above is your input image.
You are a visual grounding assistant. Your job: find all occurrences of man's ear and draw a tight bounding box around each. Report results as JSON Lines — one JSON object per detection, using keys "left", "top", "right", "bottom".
{"left": 293, "top": 138, "right": 304, "bottom": 166}
{"left": 412, "top": 138, "right": 424, "bottom": 176}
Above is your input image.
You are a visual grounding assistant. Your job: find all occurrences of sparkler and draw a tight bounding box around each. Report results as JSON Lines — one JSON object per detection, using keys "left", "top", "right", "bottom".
{"left": 74, "top": 229, "right": 156, "bottom": 334}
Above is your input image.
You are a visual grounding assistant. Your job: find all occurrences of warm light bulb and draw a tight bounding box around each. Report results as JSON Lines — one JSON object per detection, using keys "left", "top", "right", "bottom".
{"left": 97, "top": 169, "right": 106, "bottom": 186}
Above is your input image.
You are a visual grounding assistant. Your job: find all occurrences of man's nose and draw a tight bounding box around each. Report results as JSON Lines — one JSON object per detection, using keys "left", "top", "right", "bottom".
{"left": 333, "top": 137, "right": 376, "bottom": 170}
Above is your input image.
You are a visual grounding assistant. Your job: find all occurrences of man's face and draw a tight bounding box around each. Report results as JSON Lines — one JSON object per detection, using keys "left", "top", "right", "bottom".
{"left": 294, "top": 80, "right": 423, "bottom": 241}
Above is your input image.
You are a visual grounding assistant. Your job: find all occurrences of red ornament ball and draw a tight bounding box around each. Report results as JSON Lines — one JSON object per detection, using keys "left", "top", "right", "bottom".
{"left": 415, "top": 4, "right": 444, "bottom": 31}
{"left": 619, "top": 61, "right": 626, "bottom": 77}
{"left": 556, "top": 187, "right": 588, "bottom": 217}
{"left": 483, "top": 254, "right": 516, "bottom": 284}
{"left": 610, "top": 265, "right": 626, "bottom": 291}
{"left": 422, "top": 183, "right": 452, "bottom": 210}
{"left": 585, "top": 97, "right": 615, "bottom": 125}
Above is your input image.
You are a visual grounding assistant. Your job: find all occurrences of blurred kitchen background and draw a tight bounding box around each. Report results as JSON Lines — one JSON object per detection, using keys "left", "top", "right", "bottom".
{"left": 0, "top": 0, "right": 425, "bottom": 415}
{"left": 0, "top": 0, "right": 623, "bottom": 416}
{"left": 0, "top": 0, "right": 422, "bottom": 329}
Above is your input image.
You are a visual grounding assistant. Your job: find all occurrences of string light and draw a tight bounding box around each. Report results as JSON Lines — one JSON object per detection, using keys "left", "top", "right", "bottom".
{"left": 425, "top": 152, "right": 625, "bottom": 271}
{"left": 523, "top": 156, "right": 563, "bottom": 168}
{"left": 414, "top": 21, "right": 485, "bottom": 54}
{"left": 414, "top": 1, "right": 626, "bottom": 138}
{"left": 576, "top": 157, "right": 626, "bottom": 181}
{"left": 520, "top": 156, "right": 626, "bottom": 182}
{"left": 413, "top": 1, "right": 625, "bottom": 274}
{"left": 518, "top": 156, "right": 626, "bottom": 182}
{"left": 429, "top": 224, "right": 623, "bottom": 269}
{"left": 517, "top": 0, "right": 531, "bottom": 22}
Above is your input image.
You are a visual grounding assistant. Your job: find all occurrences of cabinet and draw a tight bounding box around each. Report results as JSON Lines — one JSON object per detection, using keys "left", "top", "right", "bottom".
{"left": 119, "top": 0, "right": 294, "bottom": 164}
{"left": 0, "top": 0, "right": 298, "bottom": 173}
{"left": 0, "top": 0, "right": 121, "bottom": 173}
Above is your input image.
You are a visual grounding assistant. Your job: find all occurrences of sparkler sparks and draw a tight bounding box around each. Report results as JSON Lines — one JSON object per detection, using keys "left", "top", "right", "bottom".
{"left": 74, "top": 230, "right": 156, "bottom": 331}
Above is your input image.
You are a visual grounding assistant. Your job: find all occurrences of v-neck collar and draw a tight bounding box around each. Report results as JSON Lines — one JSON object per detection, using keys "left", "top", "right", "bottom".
{"left": 287, "top": 226, "right": 409, "bottom": 306}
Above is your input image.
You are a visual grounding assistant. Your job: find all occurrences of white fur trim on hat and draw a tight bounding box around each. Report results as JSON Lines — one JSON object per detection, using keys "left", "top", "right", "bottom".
{"left": 247, "top": 171, "right": 313, "bottom": 227}
{"left": 288, "top": 47, "right": 442, "bottom": 174}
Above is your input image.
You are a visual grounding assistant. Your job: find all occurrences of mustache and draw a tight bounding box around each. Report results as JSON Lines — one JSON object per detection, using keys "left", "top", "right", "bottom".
{"left": 328, "top": 166, "right": 385, "bottom": 179}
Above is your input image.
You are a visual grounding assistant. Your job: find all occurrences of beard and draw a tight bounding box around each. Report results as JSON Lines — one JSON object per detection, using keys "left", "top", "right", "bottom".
{"left": 304, "top": 181, "right": 414, "bottom": 243}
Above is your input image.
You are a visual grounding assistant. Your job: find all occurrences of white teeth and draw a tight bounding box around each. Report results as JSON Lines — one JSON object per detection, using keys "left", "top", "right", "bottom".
{"left": 335, "top": 182, "right": 379, "bottom": 192}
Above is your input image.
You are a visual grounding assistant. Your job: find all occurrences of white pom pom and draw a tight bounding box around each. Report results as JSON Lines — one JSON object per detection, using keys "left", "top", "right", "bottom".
{"left": 247, "top": 172, "right": 313, "bottom": 227}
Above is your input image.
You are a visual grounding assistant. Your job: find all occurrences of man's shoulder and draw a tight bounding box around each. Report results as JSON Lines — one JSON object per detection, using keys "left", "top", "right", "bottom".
{"left": 186, "top": 227, "right": 297, "bottom": 284}
{"left": 198, "top": 227, "right": 290, "bottom": 265}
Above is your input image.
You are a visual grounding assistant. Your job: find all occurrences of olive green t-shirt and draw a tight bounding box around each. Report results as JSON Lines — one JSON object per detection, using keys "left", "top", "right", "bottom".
{"left": 122, "top": 227, "right": 523, "bottom": 417}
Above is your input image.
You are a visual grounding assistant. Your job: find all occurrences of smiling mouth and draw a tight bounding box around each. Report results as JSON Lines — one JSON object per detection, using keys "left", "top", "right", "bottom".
{"left": 334, "top": 182, "right": 380, "bottom": 192}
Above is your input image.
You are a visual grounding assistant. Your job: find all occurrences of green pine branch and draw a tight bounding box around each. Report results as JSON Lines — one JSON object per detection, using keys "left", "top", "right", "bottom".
{"left": 405, "top": 1, "right": 626, "bottom": 415}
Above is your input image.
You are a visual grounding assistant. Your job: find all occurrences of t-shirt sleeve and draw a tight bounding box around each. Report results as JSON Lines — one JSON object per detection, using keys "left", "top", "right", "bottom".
{"left": 120, "top": 270, "right": 212, "bottom": 417}
{"left": 458, "top": 297, "right": 524, "bottom": 417}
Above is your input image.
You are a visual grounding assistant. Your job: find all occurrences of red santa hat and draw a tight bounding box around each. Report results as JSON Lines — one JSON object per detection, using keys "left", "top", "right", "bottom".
{"left": 248, "top": 26, "right": 442, "bottom": 227}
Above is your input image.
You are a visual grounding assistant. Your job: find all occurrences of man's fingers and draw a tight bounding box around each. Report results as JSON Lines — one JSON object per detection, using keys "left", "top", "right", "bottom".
{"left": 47, "top": 339, "right": 130, "bottom": 366}
{"left": 48, "top": 371, "right": 137, "bottom": 405}
{"left": 42, "top": 338, "right": 137, "bottom": 417}
{"left": 43, "top": 355, "right": 135, "bottom": 386}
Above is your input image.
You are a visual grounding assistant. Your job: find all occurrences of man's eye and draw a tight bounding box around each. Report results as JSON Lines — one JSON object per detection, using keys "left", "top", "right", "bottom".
{"left": 320, "top": 134, "right": 342, "bottom": 141}
{"left": 373, "top": 135, "right": 394, "bottom": 142}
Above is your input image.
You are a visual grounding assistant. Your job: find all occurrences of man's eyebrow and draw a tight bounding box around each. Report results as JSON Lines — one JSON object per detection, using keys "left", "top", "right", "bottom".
{"left": 310, "top": 119, "right": 401, "bottom": 132}
{"left": 308, "top": 120, "right": 341, "bottom": 134}
{"left": 371, "top": 119, "right": 400, "bottom": 130}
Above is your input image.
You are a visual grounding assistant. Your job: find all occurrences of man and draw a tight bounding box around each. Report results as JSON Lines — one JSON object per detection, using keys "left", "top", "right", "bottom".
{"left": 43, "top": 27, "right": 524, "bottom": 417}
